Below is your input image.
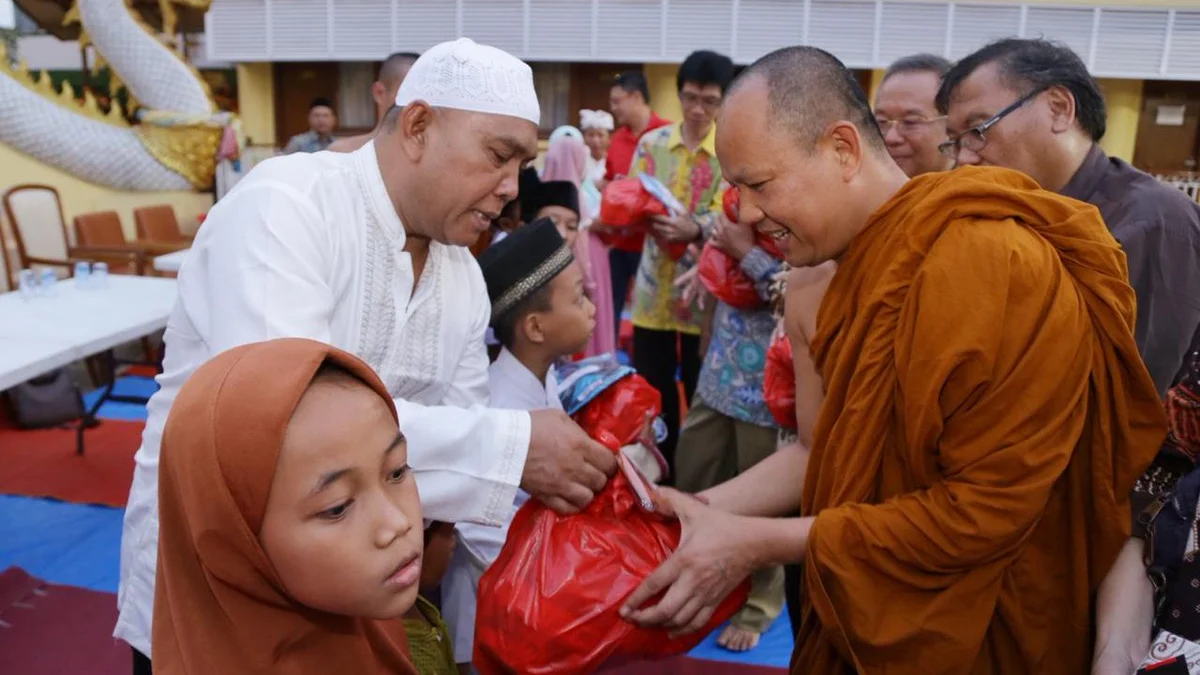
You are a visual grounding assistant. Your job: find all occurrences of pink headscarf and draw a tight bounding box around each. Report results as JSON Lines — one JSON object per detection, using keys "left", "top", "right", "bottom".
{"left": 541, "top": 134, "right": 588, "bottom": 189}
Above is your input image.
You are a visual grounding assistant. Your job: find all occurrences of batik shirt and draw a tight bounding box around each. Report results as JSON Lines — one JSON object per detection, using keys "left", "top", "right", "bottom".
{"left": 627, "top": 123, "right": 724, "bottom": 335}
{"left": 282, "top": 130, "right": 334, "bottom": 154}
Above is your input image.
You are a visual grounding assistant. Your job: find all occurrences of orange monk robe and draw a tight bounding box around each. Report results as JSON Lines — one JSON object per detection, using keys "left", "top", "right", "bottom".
{"left": 792, "top": 166, "right": 1167, "bottom": 675}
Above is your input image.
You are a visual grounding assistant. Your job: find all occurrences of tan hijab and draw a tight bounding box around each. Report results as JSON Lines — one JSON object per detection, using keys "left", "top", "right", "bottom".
{"left": 152, "top": 338, "right": 417, "bottom": 675}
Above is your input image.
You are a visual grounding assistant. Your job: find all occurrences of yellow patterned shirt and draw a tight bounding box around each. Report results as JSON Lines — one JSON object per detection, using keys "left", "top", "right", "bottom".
{"left": 627, "top": 123, "right": 724, "bottom": 335}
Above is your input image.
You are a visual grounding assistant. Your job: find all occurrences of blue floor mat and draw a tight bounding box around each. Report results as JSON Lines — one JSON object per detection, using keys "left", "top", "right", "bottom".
{"left": 0, "top": 494, "right": 124, "bottom": 594}
{"left": 82, "top": 375, "right": 157, "bottom": 422}
{"left": 687, "top": 610, "right": 794, "bottom": 667}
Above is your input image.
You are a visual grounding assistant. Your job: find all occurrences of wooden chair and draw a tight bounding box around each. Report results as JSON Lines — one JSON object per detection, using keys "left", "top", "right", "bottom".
{"left": 2, "top": 185, "right": 145, "bottom": 278}
{"left": 74, "top": 210, "right": 189, "bottom": 273}
{"left": 133, "top": 204, "right": 193, "bottom": 247}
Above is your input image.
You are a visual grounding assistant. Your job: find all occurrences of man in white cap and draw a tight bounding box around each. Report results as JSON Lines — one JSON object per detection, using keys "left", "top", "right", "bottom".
{"left": 114, "top": 38, "right": 617, "bottom": 674}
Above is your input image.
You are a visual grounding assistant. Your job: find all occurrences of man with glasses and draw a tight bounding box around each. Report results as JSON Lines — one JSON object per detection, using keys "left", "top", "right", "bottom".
{"left": 873, "top": 53, "right": 954, "bottom": 178}
{"left": 939, "top": 38, "right": 1200, "bottom": 675}
{"left": 625, "top": 50, "right": 735, "bottom": 481}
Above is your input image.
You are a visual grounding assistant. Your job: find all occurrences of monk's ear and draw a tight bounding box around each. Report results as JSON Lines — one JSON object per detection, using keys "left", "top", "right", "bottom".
{"left": 1046, "top": 86, "right": 1077, "bottom": 135}
{"left": 397, "top": 102, "right": 434, "bottom": 161}
{"left": 826, "top": 121, "right": 864, "bottom": 182}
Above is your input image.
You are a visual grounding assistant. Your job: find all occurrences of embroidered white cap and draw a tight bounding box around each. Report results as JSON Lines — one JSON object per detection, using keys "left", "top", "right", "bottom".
{"left": 580, "top": 109, "right": 614, "bottom": 131}
{"left": 395, "top": 38, "right": 541, "bottom": 125}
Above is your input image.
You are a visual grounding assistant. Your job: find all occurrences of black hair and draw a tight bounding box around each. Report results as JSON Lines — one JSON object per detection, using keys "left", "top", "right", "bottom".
{"left": 613, "top": 71, "right": 651, "bottom": 104}
{"left": 732, "top": 45, "right": 885, "bottom": 153}
{"left": 310, "top": 97, "right": 335, "bottom": 111}
{"left": 883, "top": 53, "right": 953, "bottom": 82}
{"left": 493, "top": 284, "right": 554, "bottom": 350}
{"left": 935, "top": 38, "right": 1106, "bottom": 141}
{"left": 677, "top": 50, "right": 736, "bottom": 95}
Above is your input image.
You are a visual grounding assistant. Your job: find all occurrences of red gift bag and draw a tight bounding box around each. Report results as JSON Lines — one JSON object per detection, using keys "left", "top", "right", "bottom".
{"left": 599, "top": 178, "right": 689, "bottom": 262}
{"left": 764, "top": 331, "right": 797, "bottom": 430}
{"left": 722, "top": 185, "right": 786, "bottom": 260}
{"left": 474, "top": 374, "right": 749, "bottom": 675}
{"left": 697, "top": 243, "right": 761, "bottom": 310}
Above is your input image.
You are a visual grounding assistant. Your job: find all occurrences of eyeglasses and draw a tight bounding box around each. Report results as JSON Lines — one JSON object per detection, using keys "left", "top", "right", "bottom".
{"left": 680, "top": 92, "right": 722, "bottom": 110}
{"left": 875, "top": 115, "right": 946, "bottom": 136}
{"left": 938, "top": 86, "right": 1048, "bottom": 160}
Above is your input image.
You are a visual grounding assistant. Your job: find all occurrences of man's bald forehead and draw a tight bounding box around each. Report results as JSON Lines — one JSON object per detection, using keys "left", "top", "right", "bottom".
{"left": 732, "top": 46, "right": 884, "bottom": 153}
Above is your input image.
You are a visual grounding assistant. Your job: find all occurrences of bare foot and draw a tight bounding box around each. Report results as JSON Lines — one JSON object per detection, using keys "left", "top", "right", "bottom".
{"left": 716, "top": 624, "right": 762, "bottom": 652}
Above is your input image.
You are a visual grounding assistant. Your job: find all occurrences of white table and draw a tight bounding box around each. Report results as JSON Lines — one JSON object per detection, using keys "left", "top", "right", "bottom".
{"left": 0, "top": 275, "right": 178, "bottom": 451}
{"left": 152, "top": 249, "right": 189, "bottom": 273}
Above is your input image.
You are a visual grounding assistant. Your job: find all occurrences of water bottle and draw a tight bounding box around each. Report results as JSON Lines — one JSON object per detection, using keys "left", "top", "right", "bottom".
{"left": 92, "top": 262, "right": 109, "bottom": 289}
{"left": 18, "top": 268, "right": 37, "bottom": 300}
{"left": 39, "top": 268, "right": 57, "bottom": 296}
{"left": 74, "top": 261, "right": 91, "bottom": 289}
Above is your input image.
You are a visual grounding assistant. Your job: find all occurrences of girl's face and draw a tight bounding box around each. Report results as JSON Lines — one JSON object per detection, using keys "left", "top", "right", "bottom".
{"left": 583, "top": 128, "right": 610, "bottom": 160}
{"left": 259, "top": 374, "right": 423, "bottom": 620}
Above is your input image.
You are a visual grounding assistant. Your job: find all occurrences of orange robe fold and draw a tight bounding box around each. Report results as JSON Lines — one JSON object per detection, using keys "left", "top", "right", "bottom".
{"left": 792, "top": 166, "right": 1167, "bottom": 674}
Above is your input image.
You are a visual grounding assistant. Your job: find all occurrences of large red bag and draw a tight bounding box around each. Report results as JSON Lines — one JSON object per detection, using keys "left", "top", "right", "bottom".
{"left": 474, "top": 374, "right": 749, "bottom": 675}
{"left": 598, "top": 178, "right": 688, "bottom": 261}
{"left": 764, "top": 330, "right": 797, "bottom": 430}
{"left": 697, "top": 242, "right": 760, "bottom": 309}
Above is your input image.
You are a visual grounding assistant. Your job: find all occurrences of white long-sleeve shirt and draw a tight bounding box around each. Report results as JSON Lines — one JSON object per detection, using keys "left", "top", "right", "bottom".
{"left": 114, "top": 141, "right": 531, "bottom": 657}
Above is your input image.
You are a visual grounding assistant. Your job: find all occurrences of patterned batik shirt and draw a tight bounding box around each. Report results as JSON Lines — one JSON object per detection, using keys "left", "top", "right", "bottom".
{"left": 627, "top": 123, "right": 724, "bottom": 335}
{"left": 283, "top": 130, "right": 334, "bottom": 154}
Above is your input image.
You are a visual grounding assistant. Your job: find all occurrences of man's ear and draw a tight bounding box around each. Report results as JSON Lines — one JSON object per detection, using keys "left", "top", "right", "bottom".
{"left": 826, "top": 120, "right": 865, "bottom": 183}
{"left": 1046, "top": 85, "right": 1078, "bottom": 135}
{"left": 371, "top": 81, "right": 388, "bottom": 110}
{"left": 398, "top": 102, "right": 434, "bottom": 161}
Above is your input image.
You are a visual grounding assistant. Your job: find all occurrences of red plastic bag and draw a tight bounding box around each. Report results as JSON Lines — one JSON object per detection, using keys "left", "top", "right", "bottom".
{"left": 598, "top": 178, "right": 688, "bottom": 262}
{"left": 722, "top": 186, "right": 785, "bottom": 260}
{"left": 697, "top": 242, "right": 761, "bottom": 310}
{"left": 474, "top": 374, "right": 749, "bottom": 675}
{"left": 764, "top": 331, "right": 797, "bottom": 430}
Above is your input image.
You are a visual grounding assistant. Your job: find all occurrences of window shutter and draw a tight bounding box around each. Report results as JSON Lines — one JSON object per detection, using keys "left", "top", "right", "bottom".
{"left": 527, "top": 0, "right": 594, "bottom": 61}
{"left": 734, "top": 0, "right": 804, "bottom": 65}
{"left": 878, "top": 2, "right": 949, "bottom": 64}
{"left": 270, "top": 0, "right": 329, "bottom": 59}
{"left": 596, "top": 0, "right": 662, "bottom": 61}
{"left": 332, "top": 0, "right": 392, "bottom": 60}
{"left": 1022, "top": 6, "right": 1094, "bottom": 64}
{"left": 948, "top": 4, "right": 1021, "bottom": 60}
{"left": 205, "top": 0, "right": 268, "bottom": 61}
{"left": 395, "top": 0, "right": 458, "bottom": 53}
{"left": 1167, "top": 11, "right": 1200, "bottom": 79}
{"left": 665, "top": 0, "right": 732, "bottom": 61}
{"left": 808, "top": 0, "right": 875, "bottom": 68}
{"left": 1094, "top": 9, "right": 1169, "bottom": 77}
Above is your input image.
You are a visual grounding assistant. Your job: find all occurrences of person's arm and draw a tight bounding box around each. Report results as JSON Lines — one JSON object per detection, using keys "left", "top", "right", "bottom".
{"left": 187, "top": 180, "right": 338, "bottom": 349}
{"left": 740, "top": 247, "right": 782, "bottom": 303}
{"left": 395, "top": 288, "right": 532, "bottom": 526}
{"left": 1092, "top": 539, "right": 1154, "bottom": 675}
{"left": 1119, "top": 218, "right": 1200, "bottom": 396}
{"left": 699, "top": 440, "right": 808, "bottom": 517}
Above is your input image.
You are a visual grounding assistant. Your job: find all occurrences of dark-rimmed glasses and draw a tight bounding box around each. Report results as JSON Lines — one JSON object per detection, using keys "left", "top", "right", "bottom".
{"left": 938, "top": 86, "right": 1049, "bottom": 160}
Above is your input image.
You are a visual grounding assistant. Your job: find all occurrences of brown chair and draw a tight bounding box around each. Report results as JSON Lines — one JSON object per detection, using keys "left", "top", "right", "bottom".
{"left": 134, "top": 204, "right": 193, "bottom": 248}
{"left": 0, "top": 215, "right": 13, "bottom": 292}
{"left": 3, "top": 185, "right": 145, "bottom": 277}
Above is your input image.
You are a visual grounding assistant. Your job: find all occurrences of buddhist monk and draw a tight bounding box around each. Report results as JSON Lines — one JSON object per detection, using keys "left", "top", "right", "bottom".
{"left": 620, "top": 45, "right": 1167, "bottom": 674}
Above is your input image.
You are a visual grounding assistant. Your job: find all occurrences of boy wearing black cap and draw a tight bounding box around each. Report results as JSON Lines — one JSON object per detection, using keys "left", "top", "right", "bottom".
{"left": 532, "top": 180, "right": 582, "bottom": 248}
{"left": 442, "top": 218, "right": 595, "bottom": 672}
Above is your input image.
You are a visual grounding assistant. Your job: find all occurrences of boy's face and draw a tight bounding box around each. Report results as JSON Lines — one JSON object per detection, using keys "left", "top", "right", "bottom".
{"left": 259, "top": 376, "right": 423, "bottom": 620}
{"left": 536, "top": 205, "right": 580, "bottom": 248}
{"left": 526, "top": 261, "right": 595, "bottom": 355}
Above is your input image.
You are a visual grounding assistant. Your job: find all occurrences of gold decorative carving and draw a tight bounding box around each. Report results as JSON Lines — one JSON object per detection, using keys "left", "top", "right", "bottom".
{"left": 0, "top": 42, "right": 131, "bottom": 127}
{"left": 134, "top": 121, "right": 222, "bottom": 190}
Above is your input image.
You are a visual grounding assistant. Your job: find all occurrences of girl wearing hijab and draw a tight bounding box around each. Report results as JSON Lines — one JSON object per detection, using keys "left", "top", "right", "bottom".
{"left": 152, "top": 338, "right": 422, "bottom": 675}
{"left": 541, "top": 127, "right": 616, "bottom": 358}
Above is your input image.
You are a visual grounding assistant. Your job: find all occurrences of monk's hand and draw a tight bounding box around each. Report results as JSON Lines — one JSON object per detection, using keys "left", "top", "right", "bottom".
{"left": 712, "top": 216, "right": 755, "bottom": 260}
{"left": 651, "top": 213, "right": 701, "bottom": 243}
{"left": 620, "top": 487, "right": 756, "bottom": 636}
{"left": 523, "top": 409, "right": 618, "bottom": 514}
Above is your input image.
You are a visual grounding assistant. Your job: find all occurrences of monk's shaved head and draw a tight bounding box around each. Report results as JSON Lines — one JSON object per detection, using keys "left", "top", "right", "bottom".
{"left": 379, "top": 51, "right": 419, "bottom": 89}
{"left": 731, "top": 46, "right": 886, "bottom": 155}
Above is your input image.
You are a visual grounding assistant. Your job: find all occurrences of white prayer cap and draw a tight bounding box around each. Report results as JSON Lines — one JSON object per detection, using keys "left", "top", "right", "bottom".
{"left": 395, "top": 38, "right": 541, "bottom": 125}
{"left": 580, "top": 109, "right": 614, "bottom": 131}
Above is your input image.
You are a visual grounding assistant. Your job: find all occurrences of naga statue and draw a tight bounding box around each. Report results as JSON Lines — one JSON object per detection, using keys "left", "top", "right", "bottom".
{"left": 0, "top": 0, "right": 234, "bottom": 191}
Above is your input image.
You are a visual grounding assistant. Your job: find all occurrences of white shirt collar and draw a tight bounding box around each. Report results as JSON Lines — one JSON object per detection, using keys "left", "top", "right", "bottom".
{"left": 489, "top": 348, "right": 562, "bottom": 411}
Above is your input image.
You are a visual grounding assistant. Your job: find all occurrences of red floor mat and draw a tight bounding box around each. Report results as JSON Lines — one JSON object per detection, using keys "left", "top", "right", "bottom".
{"left": 0, "top": 567, "right": 129, "bottom": 675}
{"left": 0, "top": 420, "right": 142, "bottom": 507}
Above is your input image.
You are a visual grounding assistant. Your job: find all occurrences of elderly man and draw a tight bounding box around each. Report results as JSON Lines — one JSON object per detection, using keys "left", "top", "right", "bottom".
{"left": 329, "top": 51, "right": 419, "bottom": 153}
{"left": 937, "top": 38, "right": 1200, "bottom": 675}
{"left": 619, "top": 45, "right": 1165, "bottom": 674}
{"left": 874, "top": 53, "right": 954, "bottom": 177}
{"left": 116, "top": 39, "right": 616, "bottom": 674}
